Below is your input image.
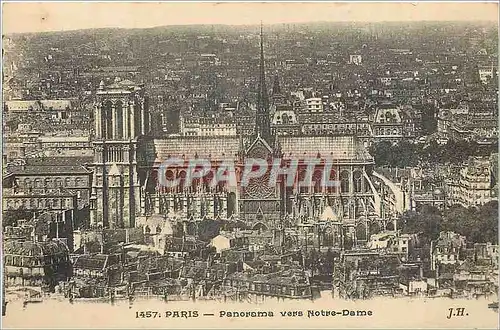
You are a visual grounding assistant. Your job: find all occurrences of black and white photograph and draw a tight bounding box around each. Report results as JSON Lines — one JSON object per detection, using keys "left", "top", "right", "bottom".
{"left": 1, "top": 2, "right": 499, "bottom": 329}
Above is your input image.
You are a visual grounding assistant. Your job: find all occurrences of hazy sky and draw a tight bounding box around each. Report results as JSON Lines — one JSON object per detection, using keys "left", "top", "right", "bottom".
{"left": 2, "top": 2, "right": 499, "bottom": 34}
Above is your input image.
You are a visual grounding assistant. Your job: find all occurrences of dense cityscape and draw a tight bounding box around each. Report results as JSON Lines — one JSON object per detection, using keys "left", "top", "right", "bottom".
{"left": 2, "top": 20, "right": 498, "bottom": 313}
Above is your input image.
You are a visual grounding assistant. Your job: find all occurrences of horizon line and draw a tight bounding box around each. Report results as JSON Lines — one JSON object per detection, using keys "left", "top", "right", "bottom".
{"left": 4, "top": 19, "right": 498, "bottom": 36}
{"left": 2, "top": 2, "right": 498, "bottom": 35}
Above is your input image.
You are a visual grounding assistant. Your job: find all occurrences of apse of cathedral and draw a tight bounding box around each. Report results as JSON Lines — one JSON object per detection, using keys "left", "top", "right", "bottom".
{"left": 90, "top": 27, "right": 383, "bottom": 245}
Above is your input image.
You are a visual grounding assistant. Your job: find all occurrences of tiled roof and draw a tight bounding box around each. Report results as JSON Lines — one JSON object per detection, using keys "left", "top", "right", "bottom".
{"left": 73, "top": 254, "right": 109, "bottom": 271}
{"left": 26, "top": 156, "right": 93, "bottom": 167}
{"left": 5, "top": 101, "right": 42, "bottom": 111}
{"left": 152, "top": 137, "right": 240, "bottom": 160}
{"left": 226, "top": 269, "right": 309, "bottom": 286}
{"left": 151, "top": 135, "right": 372, "bottom": 163}
{"left": 4, "top": 187, "right": 78, "bottom": 197}
{"left": 5, "top": 99, "right": 74, "bottom": 111}
{"left": 39, "top": 100, "right": 74, "bottom": 110}
{"left": 10, "top": 165, "right": 90, "bottom": 175}
{"left": 279, "top": 136, "right": 373, "bottom": 161}
{"left": 39, "top": 136, "right": 90, "bottom": 142}
{"left": 8, "top": 156, "right": 92, "bottom": 175}
{"left": 4, "top": 239, "right": 69, "bottom": 257}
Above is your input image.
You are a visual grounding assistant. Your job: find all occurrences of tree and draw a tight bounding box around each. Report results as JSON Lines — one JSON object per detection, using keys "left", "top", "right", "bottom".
{"left": 395, "top": 140, "right": 419, "bottom": 167}
{"left": 369, "top": 140, "right": 393, "bottom": 166}
{"left": 442, "top": 201, "right": 499, "bottom": 243}
{"left": 400, "top": 201, "right": 499, "bottom": 244}
{"left": 399, "top": 206, "right": 442, "bottom": 240}
{"left": 370, "top": 138, "right": 497, "bottom": 168}
{"left": 3, "top": 209, "right": 33, "bottom": 228}
{"left": 197, "top": 220, "right": 222, "bottom": 242}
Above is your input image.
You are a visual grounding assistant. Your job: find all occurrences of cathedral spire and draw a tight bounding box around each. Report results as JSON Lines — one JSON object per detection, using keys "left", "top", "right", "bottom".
{"left": 255, "top": 22, "right": 271, "bottom": 141}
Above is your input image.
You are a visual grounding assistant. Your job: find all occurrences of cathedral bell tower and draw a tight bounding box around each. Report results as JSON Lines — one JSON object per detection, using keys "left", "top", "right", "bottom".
{"left": 90, "top": 78, "right": 150, "bottom": 229}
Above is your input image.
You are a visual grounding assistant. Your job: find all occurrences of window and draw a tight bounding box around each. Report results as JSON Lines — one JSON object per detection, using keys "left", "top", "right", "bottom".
{"left": 313, "top": 170, "right": 323, "bottom": 193}
{"left": 340, "top": 170, "right": 350, "bottom": 193}
{"left": 34, "top": 179, "right": 43, "bottom": 188}
{"left": 55, "top": 178, "right": 63, "bottom": 188}
{"left": 353, "top": 171, "right": 362, "bottom": 193}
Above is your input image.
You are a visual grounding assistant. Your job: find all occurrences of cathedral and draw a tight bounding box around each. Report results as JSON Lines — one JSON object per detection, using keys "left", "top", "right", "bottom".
{"left": 90, "top": 27, "right": 383, "bottom": 244}
{"left": 90, "top": 78, "right": 149, "bottom": 228}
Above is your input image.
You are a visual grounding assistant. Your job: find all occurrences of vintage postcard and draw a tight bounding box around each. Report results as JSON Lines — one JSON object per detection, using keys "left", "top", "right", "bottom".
{"left": 1, "top": 1, "right": 499, "bottom": 329}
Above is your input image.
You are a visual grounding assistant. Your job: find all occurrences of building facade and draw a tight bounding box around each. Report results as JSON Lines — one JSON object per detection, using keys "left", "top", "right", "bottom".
{"left": 446, "top": 156, "right": 497, "bottom": 207}
{"left": 83, "top": 28, "right": 395, "bottom": 247}
{"left": 90, "top": 78, "right": 150, "bottom": 228}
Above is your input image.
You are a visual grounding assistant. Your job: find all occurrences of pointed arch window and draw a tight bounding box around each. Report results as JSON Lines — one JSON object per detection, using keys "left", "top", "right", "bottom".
{"left": 102, "top": 101, "right": 113, "bottom": 139}
{"left": 313, "top": 169, "right": 323, "bottom": 194}
{"left": 298, "top": 169, "right": 308, "bottom": 194}
{"left": 340, "top": 170, "right": 350, "bottom": 193}
{"left": 34, "top": 178, "right": 43, "bottom": 188}
{"left": 178, "top": 171, "right": 186, "bottom": 193}
{"left": 115, "top": 101, "right": 124, "bottom": 139}
{"left": 353, "top": 171, "right": 363, "bottom": 193}
{"left": 325, "top": 168, "right": 337, "bottom": 194}
{"left": 55, "top": 178, "right": 63, "bottom": 188}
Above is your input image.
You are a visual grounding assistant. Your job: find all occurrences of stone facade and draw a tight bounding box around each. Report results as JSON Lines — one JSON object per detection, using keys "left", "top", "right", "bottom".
{"left": 90, "top": 78, "right": 149, "bottom": 229}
